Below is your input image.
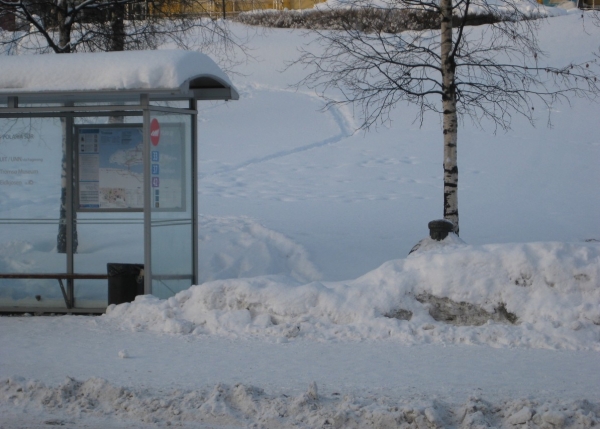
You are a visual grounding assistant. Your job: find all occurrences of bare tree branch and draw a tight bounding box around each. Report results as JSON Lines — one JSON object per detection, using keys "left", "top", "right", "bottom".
{"left": 290, "top": 0, "right": 600, "bottom": 233}
{"left": 0, "top": 0, "right": 249, "bottom": 71}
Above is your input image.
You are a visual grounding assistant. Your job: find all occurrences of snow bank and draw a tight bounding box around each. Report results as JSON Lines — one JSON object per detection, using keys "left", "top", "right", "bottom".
{"left": 105, "top": 240, "right": 600, "bottom": 350}
{"left": 198, "top": 215, "right": 322, "bottom": 283}
{"left": 2, "top": 376, "right": 598, "bottom": 428}
{"left": 315, "top": 0, "right": 568, "bottom": 18}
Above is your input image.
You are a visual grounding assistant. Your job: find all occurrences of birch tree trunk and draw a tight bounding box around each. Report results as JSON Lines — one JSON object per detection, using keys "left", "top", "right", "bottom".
{"left": 57, "top": 2, "right": 71, "bottom": 53}
{"left": 440, "top": 0, "right": 459, "bottom": 235}
{"left": 109, "top": 2, "right": 125, "bottom": 52}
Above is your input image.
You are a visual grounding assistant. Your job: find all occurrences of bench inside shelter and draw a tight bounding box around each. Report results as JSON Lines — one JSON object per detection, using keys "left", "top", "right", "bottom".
{"left": 0, "top": 273, "right": 109, "bottom": 310}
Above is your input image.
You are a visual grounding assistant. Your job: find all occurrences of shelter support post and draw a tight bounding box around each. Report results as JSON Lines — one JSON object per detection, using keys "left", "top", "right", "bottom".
{"left": 191, "top": 98, "right": 199, "bottom": 286}
{"left": 65, "top": 107, "right": 75, "bottom": 307}
{"left": 142, "top": 94, "right": 153, "bottom": 296}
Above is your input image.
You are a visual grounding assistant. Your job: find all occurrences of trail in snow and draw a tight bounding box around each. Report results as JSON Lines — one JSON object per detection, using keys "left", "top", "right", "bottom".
{"left": 200, "top": 89, "right": 353, "bottom": 179}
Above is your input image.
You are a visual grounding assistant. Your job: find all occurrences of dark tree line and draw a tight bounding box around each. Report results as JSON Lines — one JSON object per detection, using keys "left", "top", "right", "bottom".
{"left": 0, "top": 0, "right": 244, "bottom": 65}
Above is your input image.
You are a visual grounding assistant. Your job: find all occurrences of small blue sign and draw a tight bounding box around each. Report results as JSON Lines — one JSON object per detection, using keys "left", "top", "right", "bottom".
{"left": 152, "top": 164, "right": 159, "bottom": 175}
{"left": 152, "top": 177, "right": 160, "bottom": 188}
{"left": 151, "top": 151, "right": 159, "bottom": 162}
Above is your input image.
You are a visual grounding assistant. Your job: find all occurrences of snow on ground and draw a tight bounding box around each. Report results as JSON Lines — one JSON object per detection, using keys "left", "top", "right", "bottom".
{"left": 105, "top": 239, "right": 600, "bottom": 350}
{"left": 316, "top": 0, "right": 569, "bottom": 19}
{"left": 2, "top": 314, "right": 600, "bottom": 428}
{"left": 1, "top": 11, "right": 600, "bottom": 429}
{"left": 198, "top": 12, "right": 600, "bottom": 280}
{"left": 198, "top": 215, "right": 322, "bottom": 284}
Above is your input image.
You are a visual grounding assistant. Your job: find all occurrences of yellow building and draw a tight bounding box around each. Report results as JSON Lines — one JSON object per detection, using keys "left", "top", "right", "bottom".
{"left": 146, "top": 0, "right": 327, "bottom": 17}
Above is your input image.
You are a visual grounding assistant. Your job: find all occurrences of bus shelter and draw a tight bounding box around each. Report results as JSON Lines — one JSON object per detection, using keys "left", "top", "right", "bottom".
{"left": 0, "top": 50, "right": 238, "bottom": 313}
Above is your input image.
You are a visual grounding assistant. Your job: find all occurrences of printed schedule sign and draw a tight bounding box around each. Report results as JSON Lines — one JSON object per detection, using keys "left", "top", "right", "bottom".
{"left": 76, "top": 124, "right": 184, "bottom": 211}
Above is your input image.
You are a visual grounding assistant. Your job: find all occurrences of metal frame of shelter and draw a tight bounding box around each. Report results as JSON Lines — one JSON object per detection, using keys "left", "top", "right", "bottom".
{"left": 0, "top": 52, "right": 238, "bottom": 313}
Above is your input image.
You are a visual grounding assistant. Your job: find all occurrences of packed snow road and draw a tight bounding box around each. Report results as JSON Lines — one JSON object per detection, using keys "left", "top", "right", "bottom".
{"left": 1, "top": 315, "right": 599, "bottom": 428}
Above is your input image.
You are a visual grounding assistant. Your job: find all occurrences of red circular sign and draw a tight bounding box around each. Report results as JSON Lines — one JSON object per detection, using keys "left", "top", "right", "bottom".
{"left": 150, "top": 118, "right": 160, "bottom": 146}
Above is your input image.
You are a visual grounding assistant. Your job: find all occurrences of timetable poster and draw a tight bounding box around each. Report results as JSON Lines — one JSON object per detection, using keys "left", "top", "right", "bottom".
{"left": 77, "top": 124, "right": 183, "bottom": 211}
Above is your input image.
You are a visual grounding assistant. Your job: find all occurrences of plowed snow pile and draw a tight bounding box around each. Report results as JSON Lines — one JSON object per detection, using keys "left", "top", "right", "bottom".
{"left": 105, "top": 239, "right": 600, "bottom": 350}
{"left": 2, "top": 376, "right": 600, "bottom": 429}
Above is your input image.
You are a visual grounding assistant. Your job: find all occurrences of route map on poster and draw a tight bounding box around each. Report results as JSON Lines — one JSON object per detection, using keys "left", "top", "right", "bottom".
{"left": 77, "top": 123, "right": 184, "bottom": 211}
{"left": 78, "top": 126, "right": 144, "bottom": 210}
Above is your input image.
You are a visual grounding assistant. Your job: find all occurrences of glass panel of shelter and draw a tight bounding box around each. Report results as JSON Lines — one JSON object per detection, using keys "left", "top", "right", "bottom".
{"left": 148, "top": 111, "right": 194, "bottom": 299}
{"left": 0, "top": 116, "right": 67, "bottom": 308}
{"left": 72, "top": 116, "right": 145, "bottom": 309}
{"left": 0, "top": 106, "right": 196, "bottom": 310}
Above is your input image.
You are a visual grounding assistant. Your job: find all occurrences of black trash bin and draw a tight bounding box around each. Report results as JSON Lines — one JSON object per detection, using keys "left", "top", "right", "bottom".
{"left": 107, "top": 263, "right": 144, "bottom": 305}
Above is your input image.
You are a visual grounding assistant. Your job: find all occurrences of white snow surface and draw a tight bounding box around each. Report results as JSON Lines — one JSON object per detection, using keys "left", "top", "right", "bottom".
{"left": 0, "top": 49, "right": 235, "bottom": 94}
{"left": 105, "top": 239, "right": 600, "bottom": 350}
{"left": 198, "top": 215, "right": 322, "bottom": 283}
{"left": 2, "top": 12, "right": 600, "bottom": 429}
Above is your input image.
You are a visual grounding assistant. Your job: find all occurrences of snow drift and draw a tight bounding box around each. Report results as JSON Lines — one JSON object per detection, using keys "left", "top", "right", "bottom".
{"left": 105, "top": 239, "right": 600, "bottom": 350}
{"left": 2, "top": 375, "right": 599, "bottom": 429}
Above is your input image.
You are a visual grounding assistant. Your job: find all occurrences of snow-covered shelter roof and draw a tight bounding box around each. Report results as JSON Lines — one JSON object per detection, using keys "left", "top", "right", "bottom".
{"left": 0, "top": 50, "right": 239, "bottom": 104}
